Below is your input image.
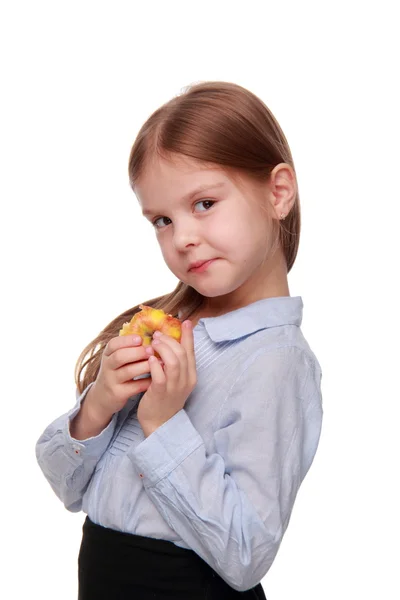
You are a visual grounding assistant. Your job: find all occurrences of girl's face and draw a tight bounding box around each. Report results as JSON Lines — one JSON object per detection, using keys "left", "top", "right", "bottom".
{"left": 135, "top": 155, "right": 286, "bottom": 311}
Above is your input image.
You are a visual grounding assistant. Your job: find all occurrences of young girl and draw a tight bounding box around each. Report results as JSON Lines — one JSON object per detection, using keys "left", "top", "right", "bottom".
{"left": 36, "top": 81, "right": 323, "bottom": 599}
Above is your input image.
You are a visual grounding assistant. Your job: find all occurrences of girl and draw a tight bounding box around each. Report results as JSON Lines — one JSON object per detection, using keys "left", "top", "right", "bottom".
{"left": 36, "top": 81, "right": 323, "bottom": 599}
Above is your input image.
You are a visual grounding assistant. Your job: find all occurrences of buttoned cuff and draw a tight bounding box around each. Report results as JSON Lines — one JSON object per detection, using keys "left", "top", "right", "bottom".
{"left": 63, "top": 383, "right": 118, "bottom": 461}
{"left": 128, "top": 409, "right": 203, "bottom": 486}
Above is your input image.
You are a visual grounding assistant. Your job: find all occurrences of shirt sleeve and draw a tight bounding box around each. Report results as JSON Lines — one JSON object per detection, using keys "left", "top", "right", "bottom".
{"left": 128, "top": 345, "right": 323, "bottom": 592}
{"left": 35, "top": 383, "right": 118, "bottom": 512}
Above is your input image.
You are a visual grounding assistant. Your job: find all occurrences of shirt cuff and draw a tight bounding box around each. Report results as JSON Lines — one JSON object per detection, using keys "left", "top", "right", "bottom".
{"left": 63, "top": 383, "right": 118, "bottom": 460}
{"left": 128, "top": 409, "right": 203, "bottom": 486}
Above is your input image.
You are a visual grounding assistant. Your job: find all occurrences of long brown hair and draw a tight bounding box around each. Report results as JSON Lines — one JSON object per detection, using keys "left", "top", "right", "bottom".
{"left": 75, "top": 81, "right": 301, "bottom": 393}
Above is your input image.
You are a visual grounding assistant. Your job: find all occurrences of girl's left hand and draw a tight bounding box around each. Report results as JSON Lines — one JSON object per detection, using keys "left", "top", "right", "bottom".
{"left": 137, "top": 320, "right": 197, "bottom": 437}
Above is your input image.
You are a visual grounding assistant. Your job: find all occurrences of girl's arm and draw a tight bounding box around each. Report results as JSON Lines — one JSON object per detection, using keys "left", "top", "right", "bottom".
{"left": 129, "top": 346, "right": 323, "bottom": 592}
{"left": 35, "top": 384, "right": 118, "bottom": 512}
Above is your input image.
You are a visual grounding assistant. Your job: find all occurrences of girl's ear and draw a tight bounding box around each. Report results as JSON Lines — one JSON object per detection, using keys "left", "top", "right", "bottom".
{"left": 269, "top": 163, "right": 297, "bottom": 219}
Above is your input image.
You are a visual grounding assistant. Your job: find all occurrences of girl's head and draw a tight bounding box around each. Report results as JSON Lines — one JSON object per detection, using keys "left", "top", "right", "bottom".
{"left": 129, "top": 81, "right": 299, "bottom": 312}
{"left": 75, "top": 82, "right": 300, "bottom": 391}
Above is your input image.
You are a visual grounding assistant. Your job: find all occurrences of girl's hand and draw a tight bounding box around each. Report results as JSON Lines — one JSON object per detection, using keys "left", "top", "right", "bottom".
{"left": 137, "top": 321, "right": 197, "bottom": 437}
{"left": 85, "top": 335, "right": 153, "bottom": 423}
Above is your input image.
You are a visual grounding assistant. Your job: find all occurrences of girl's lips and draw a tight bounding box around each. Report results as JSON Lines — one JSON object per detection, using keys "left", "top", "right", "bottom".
{"left": 189, "top": 259, "right": 216, "bottom": 273}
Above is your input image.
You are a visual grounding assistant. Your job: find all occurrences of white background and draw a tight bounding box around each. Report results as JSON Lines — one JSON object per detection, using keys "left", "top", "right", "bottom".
{"left": 1, "top": 1, "right": 399, "bottom": 598}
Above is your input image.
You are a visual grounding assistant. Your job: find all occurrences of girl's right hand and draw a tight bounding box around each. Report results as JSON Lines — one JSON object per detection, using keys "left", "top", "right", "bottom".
{"left": 85, "top": 334, "right": 153, "bottom": 422}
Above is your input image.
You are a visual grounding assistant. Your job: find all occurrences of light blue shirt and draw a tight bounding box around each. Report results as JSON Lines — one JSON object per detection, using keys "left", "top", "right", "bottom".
{"left": 36, "top": 296, "right": 323, "bottom": 592}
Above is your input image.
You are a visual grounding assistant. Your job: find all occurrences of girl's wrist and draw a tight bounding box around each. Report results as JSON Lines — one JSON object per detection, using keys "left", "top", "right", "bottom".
{"left": 85, "top": 385, "right": 114, "bottom": 423}
{"left": 140, "top": 419, "right": 163, "bottom": 438}
{"left": 70, "top": 389, "right": 113, "bottom": 440}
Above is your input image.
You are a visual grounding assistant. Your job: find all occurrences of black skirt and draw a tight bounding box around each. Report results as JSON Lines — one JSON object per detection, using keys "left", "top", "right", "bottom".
{"left": 78, "top": 516, "right": 266, "bottom": 600}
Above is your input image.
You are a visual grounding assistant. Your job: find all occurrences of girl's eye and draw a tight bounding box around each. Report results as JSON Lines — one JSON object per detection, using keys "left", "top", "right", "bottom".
{"left": 152, "top": 200, "right": 215, "bottom": 229}
{"left": 194, "top": 199, "right": 215, "bottom": 212}
{"left": 153, "top": 216, "right": 172, "bottom": 229}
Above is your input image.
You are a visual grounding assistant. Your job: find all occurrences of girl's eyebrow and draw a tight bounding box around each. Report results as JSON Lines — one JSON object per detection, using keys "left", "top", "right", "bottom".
{"left": 142, "top": 182, "right": 226, "bottom": 216}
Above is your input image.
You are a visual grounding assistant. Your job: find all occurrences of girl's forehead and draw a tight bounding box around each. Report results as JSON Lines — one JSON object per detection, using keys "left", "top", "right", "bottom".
{"left": 136, "top": 156, "right": 235, "bottom": 200}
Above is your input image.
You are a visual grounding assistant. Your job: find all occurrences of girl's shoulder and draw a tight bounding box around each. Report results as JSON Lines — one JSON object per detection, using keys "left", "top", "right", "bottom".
{"left": 238, "top": 325, "right": 321, "bottom": 382}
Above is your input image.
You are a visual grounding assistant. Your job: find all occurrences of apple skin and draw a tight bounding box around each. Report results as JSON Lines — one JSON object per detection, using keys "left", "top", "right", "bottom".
{"left": 119, "top": 305, "right": 182, "bottom": 358}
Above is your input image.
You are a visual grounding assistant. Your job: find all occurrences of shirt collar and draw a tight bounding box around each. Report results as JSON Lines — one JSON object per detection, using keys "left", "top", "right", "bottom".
{"left": 195, "top": 296, "right": 303, "bottom": 342}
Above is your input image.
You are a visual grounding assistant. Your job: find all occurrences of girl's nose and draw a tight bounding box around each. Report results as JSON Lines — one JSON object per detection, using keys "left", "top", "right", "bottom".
{"left": 173, "top": 221, "right": 201, "bottom": 251}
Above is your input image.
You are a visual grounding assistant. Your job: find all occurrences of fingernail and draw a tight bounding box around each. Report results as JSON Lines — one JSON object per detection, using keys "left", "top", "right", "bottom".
{"left": 145, "top": 346, "right": 154, "bottom": 355}
{"left": 132, "top": 335, "right": 142, "bottom": 343}
{"left": 152, "top": 339, "right": 160, "bottom": 345}
{"left": 153, "top": 331, "right": 162, "bottom": 338}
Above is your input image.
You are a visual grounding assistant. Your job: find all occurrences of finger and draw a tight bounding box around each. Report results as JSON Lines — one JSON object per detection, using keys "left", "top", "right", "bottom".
{"left": 124, "top": 376, "right": 152, "bottom": 397}
{"left": 153, "top": 331, "right": 187, "bottom": 359}
{"left": 148, "top": 355, "right": 167, "bottom": 387}
{"left": 104, "top": 334, "right": 143, "bottom": 357}
{"left": 152, "top": 338, "right": 186, "bottom": 383}
{"left": 116, "top": 359, "right": 151, "bottom": 384}
{"left": 153, "top": 333, "right": 189, "bottom": 387}
{"left": 107, "top": 346, "right": 149, "bottom": 370}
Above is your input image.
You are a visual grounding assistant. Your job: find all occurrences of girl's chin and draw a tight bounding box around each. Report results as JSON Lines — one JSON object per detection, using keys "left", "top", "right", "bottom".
{"left": 190, "top": 280, "right": 238, "bottom": 298}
